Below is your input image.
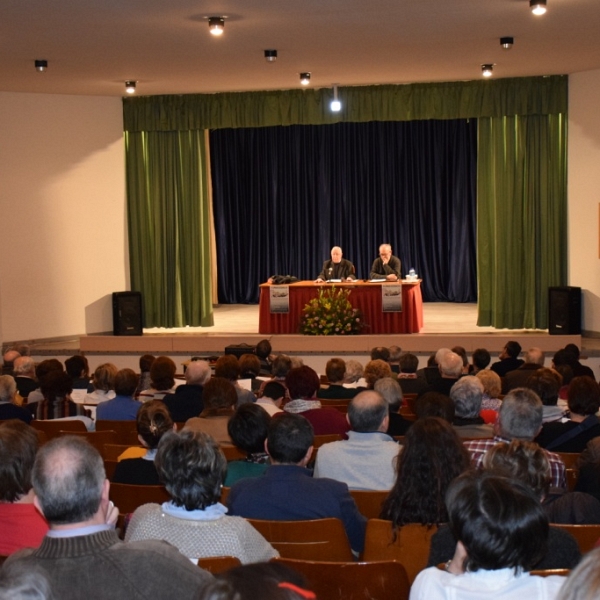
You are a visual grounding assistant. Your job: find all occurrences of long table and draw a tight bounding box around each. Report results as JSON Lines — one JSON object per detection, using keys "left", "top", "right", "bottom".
{"left": 258, "top": 280, "right": 423, "bottom": 334}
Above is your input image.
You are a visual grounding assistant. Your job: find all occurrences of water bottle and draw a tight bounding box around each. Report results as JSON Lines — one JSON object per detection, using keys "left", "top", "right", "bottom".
{"left": 408, "top": 268, "right": 417, "bottom": 280}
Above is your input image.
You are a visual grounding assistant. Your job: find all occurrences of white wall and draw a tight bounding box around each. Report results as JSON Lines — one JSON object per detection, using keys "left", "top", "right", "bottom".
{"left": 569, "top": 70, "right": 600, "bottom": 335}
{"left": 0, "top": 92, "right": 127, "bottom": 343}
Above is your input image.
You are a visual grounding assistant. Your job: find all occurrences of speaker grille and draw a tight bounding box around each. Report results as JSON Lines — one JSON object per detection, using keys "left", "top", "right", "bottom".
{"left": 112, "top": 292, "right": 143, "bottom": 336}
{"left": 548, "top": 287, "right": 581, "bottom": 335}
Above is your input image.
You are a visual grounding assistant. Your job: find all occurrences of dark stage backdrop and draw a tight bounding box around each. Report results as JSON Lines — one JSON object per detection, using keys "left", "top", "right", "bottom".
{"left": 210, "top": 119, "right": 477, "bottom": 304}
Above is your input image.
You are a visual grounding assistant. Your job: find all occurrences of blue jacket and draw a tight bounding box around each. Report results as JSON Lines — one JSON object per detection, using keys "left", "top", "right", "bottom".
{"left": 96, "top": 395, "right": 142, "bottom": 421}
{"left": 227, "top": 464, "right": 366, "bottom": 552}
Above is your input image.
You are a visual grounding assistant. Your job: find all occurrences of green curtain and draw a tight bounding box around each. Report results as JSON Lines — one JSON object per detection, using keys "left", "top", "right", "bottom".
{"left": 477, "top": 114, "right": 567, "bottom": 329}
{"left": 125, "top": 130, "right": 214, "bottom": 328}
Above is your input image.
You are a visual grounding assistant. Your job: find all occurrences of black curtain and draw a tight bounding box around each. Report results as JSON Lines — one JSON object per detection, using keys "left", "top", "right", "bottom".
{"left": 210, "top": 119, "right": 477, "bottom": 304}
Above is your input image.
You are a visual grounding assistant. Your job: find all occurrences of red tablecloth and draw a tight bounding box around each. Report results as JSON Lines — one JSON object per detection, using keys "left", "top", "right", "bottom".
{"left": 258, "top": 281, "right": 423, "bottom": 334}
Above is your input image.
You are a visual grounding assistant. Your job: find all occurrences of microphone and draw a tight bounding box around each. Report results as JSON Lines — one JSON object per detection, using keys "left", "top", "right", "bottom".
{"left": 327, "top": 267, "right": 333, "bottom": 281}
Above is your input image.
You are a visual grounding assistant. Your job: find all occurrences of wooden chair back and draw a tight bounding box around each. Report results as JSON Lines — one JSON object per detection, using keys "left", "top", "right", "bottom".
{"left": 362, "top": 519, "right": 438, "bottom": 583}
{"left": 556, "top": 452, "right": 581, "bottom": 492}
{"left": 220, "top": 445, "right": 247, "bottom": 461}
{"left": 403, "top": 394, "right": 418, "bottom": 414}
{"left": 349, "top": 490, "right": 389, "bottom": 519}
{"left": 313, "top": 433, "right": 343, "bottom": 448}
{"left": 95, "top": 420, "right": 139, "bottom": 444}
{"left": 198, "top": 556, "right": 242, "bottom": 574}
{"left": 63, "top": 430, "right": 118, "bottom": 457}
{"left": 104, "top": 459, "right": 118, "bottom": 480}
{"left": 220, "top": 486, "right": 231, "bottom": 505}
{"left": 551, "top": 523, "right": 600, "bottom": 554}
{"left": 247, "top": 518, "right": 353, "bottom": 561}
{"left": 398, "top": 406, "right": 417, "bottom": 421}
{"left": 530, "top": 569, "right": 570, "bottom": 577}
{"left": 272, "top": 557, "right": 410, "bottom": 600}
{"left": 109, "top": 483, "right": 170, "bottom": 516}
{"left": 31, "top": 419, "right": 87, "bottom": 439}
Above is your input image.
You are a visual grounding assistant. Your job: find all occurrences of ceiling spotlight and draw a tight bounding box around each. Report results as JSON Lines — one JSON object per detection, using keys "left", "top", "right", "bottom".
{"left": 500, "top": 37, "right": 514, "bottom": 49}
{"left": 34, "top": 59, "right": 48, "bottom": 72}
{"left": 208, "top": 17, "right": 225, "bottom": 35}
{"left": 330, "top": 84, "right": 341, "bottom": 112}
{"left": 530, "top": 0, "right": 547, "bottom": 15}
{"left": 125, "top": 81, "right": 136, "bottom": 94}
{"left": 264, "top": 49, "right": 277, "bottom": 62}
{"left": 481, "top": 64, "right": 494, "bottom": 78}
{"left": 300, "top": 72, "right": 311, "bottom": 86}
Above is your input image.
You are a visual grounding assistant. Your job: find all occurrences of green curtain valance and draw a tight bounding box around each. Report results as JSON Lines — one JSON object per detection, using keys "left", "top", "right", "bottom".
{"left": 123, "top": 75, "right": 568, "bottom": 132}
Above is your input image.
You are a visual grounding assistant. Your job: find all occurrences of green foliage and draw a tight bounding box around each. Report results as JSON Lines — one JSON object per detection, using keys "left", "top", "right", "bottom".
{"left": 299, "top": 286, "right": 363, "bottom": 335}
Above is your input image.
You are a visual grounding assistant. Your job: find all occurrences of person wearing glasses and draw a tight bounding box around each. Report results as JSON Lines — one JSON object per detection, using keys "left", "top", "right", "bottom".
{"left": 369, "top": 244, "right": 401, "bottom": 281}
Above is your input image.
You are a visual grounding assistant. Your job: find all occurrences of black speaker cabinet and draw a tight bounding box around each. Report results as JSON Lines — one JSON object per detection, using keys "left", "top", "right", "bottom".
{"left": 548, "top": 286, "right": 581, "bottom": 335}
{"left": 112, "top": 292, "right": 143, "bottom": 336}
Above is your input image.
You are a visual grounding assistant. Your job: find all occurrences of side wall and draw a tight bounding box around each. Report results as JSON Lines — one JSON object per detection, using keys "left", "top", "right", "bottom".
{"left": 0, "top": 92, "right": 127, "bottom": 343}
{"left": 569, "top": 69, "right": 600, "bottom": 336}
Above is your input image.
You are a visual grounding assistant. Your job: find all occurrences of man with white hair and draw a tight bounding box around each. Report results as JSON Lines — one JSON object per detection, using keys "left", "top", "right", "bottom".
{"left": 162, "top": 359, "right": 211, "bottom": 421}
{"left": 422, "top": 350, "right": 463, "bottom": 397}
{"left": 6, "top": 436, "right": 212, "bottom": 599}
{"left": 449, "top": 376, "right": 493, "bottom": 439}
{"left": 13, "top": 356, "right": 38, "bottom": 399}
{"left": 315, "top": 246, "right": 356, "bottom": 282}
{"left": 369, "top": 244, "right": 401, "bottom": 281}
{"left": 0, "top": 375, "right": 32, "bottom": 423}
{"left": 502, "top": 347, "right": 545, "bottom": 394}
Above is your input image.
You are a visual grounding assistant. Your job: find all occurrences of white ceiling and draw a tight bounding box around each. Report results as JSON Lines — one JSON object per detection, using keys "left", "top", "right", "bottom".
{"left": 1, "top": 0, "right": 600, "bottom": 97}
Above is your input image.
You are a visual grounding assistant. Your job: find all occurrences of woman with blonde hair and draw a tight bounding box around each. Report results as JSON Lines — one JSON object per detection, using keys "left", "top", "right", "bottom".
{"left": 83, "top": 363, "right": 118, "bottom": 405}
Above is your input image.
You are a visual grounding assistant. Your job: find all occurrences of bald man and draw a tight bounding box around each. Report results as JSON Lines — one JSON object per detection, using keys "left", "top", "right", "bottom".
{"left": 315, "top": 246, "right": 356, "bottom": 282}
{"left": 369, "top": 244, "right": 401, "bottom": 281}
{"left": 313, "top": 390, "right": 400, "bottom": 490}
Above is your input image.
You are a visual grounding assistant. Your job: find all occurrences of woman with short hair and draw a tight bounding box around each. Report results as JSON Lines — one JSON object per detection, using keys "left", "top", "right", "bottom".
{"left": 125, "top": 429, "right": 278, "bottom": 564}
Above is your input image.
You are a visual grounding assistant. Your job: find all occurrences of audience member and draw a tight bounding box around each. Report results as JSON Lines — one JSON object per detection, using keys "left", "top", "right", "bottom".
{"left": 83, "top": 362, "right": 118, "bottom": 405}
{"left": 64, "top": 355, "right": 91, "bottom": 391}
{"left": 139, "top": 356, "right": 180, "bottom": 401}
{"left": 490, "top": 340, "right": 524, "bottom": 377}
{"left": 239, "top": 353, "right": 262, "bottom": 394}
{"left": 536, "top": 376, "right": 600, "bottom": 453}
{"left": 374, "top": 376, "right": 413, "bottom": 436}
{"left": 415, "top": 392, "right": 455, "bottom": 423}
{"left": 225, "top": 403, "right": 271, "bottom": 486}
{"left": 363, "top": 359, "right": 393, "bottom": 388}
{"left": 388, "top": 345, "right": 402, "bottom": 374}
{"left": 36, "top": 371, "right": 87, "bottom": 423}
{"left": 0, "top": 375, "right": 32, "bottom": 423}
{"left": 256, "top": 381, "right": 285, "bottom": 416}
{"left": 464, "top": 388, "right": 566, "bottom": 489}
{"left": 556, "top": 546, "right": 600, "bottom": 600}
{"left": 526, "top": 367, "right": 565, "bottom": 423}
{"left": 575, "top": 437, "right": 600, "bottom": 502}
{"left": 396, "top": 353, "right": 429, "bottom": 396}
{"left": 6, "top": 436, "right": 212, "bottom": 599}
{"left": 449, "top": 376, "right": 492, "bottom": 439}
{"left": 12, "top": 356, "right": 38, "bottom": 399}
{"left": 125, "top": 429, "right": 277, "bottom": 564}
{"left": 111, "top": 400, "right": 173, "bottom": 485}
{"left": 342, "top": 359, "right": 367, "bottom": 389}
{"left": 502, "top": 347, "right": 545, "bottom": 394}
{"left": 162, "top": 359, "right": 210, "bottom": 421}
{"left": 417, "top": 348, "right": 449, "bottom": 386}
{"left": 257, "top": 354, "right": 292, "bottom": 401}
{"left": 451, "top": 346, "right": 469, "bottom": 374}
{"left": 0, "top": 420, "right": 48, "bottom": 554}
{"left": 0, "top": 561, "right": 52, "bottom": 600}
{"left": 423, "top": 351, "right": 463, "bottom": 397}
{"left": 2, "top": 348, "right": 20, "bottom": 376}
{"left": 214, "top": 354, "right": 256, "bottom": 407}
{"left": 475, "top": 369, "right": 502, "bottom": 417}
{"left": 563, "top": 343, "right": 595, "bottom": 379}
{"left": 314, "top": 390, "right": 400, "bottom": 490}
{"left": 184, "top": 377, "right": 237, "bottom": 446}
{"left": 469, "top": 348, "right": 490, "bottom": 375}
{"left": 96, "top": 368, "right": 142, "bottom": 421}
{"left": 255, "top": 339, "right": 273, "bottom": 375}
{"left": 26, "top": 359, "right": 63, "bottom": 411}
{"left": 484, "top": 440, "right": 600, "bottom": 525}
{"left": 198, "top": 562, "right": 315, "bottom": 600}
{"left": 134, "top": 354, "right": 156, "bottom": 398}
{"left": 227, "top": 413, "right": 366, "bottom": 553}
{"left": 555, "top": 363, "right": 574, "bottom": 404}
{"left": 380, "top": 417, "right": 470, "bottom": 529}
{"left": 370, "top": 346, "right": 391, "bottom": 363}
{"left": 419, "top": 473, "right": 568, "bottom": 599}
{"left": 317, "top": 358, "right": 357, "bottom": 400}
{"left": 284, "top": 366, "right": 349, "bottom": 436}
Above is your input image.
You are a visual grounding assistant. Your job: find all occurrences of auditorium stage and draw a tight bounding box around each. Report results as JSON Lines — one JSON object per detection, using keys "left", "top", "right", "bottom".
{"left": 70, "top": 303, "right": 590, "bottom": 374}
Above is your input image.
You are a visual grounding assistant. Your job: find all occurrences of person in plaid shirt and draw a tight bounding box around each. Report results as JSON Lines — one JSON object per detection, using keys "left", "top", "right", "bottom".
{"left": 464, "top": 388, "right": 566, "bottom": 489}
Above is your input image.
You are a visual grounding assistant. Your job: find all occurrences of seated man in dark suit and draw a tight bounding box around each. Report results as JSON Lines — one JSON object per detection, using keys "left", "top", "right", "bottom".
{"left": 315, "top": 246, "right": 356, "bottom": 282}
{"left": 491, "top": 341, "right": 524, "bottom": 378}
{"left": 396, "top": 353, "right": 429, "bottom": 396}
{"left": 12, "top": 356, "right": 38, "bottom": 399}
{"left": 227, "top": 412, "right": 366, "bottom": 553}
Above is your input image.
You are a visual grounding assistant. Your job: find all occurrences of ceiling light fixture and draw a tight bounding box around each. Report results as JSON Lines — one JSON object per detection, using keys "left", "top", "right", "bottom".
{"left": 330, "top": 84, "right": 341, "bottom": 112}
{"left": 125, "top": 80, "right": 136, "bottom": 94}
{"left": 264, "top": 49, "right": 277, "bottom": 62}
{"left": 481, "top": 64, "right": 494, "bottom": 78}
{"left": 34, "top": 59, "right": 48, "bottom": 72}
{"left": 530, "top": 0, "right": 547, "bottom": 15}
{"left": 300, "top": 72, "right": 311, "bottom": 86}
{"left": 208, "top": 17, "right": 225, "bottom": 35}
{"left": 500, "top": 37, "right": 514, "bottom": 49}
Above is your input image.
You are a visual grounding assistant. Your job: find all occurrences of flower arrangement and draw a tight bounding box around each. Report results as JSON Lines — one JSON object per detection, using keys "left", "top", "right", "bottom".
{"left": 299, "top": 286, "right": 364, "bottom": 335}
